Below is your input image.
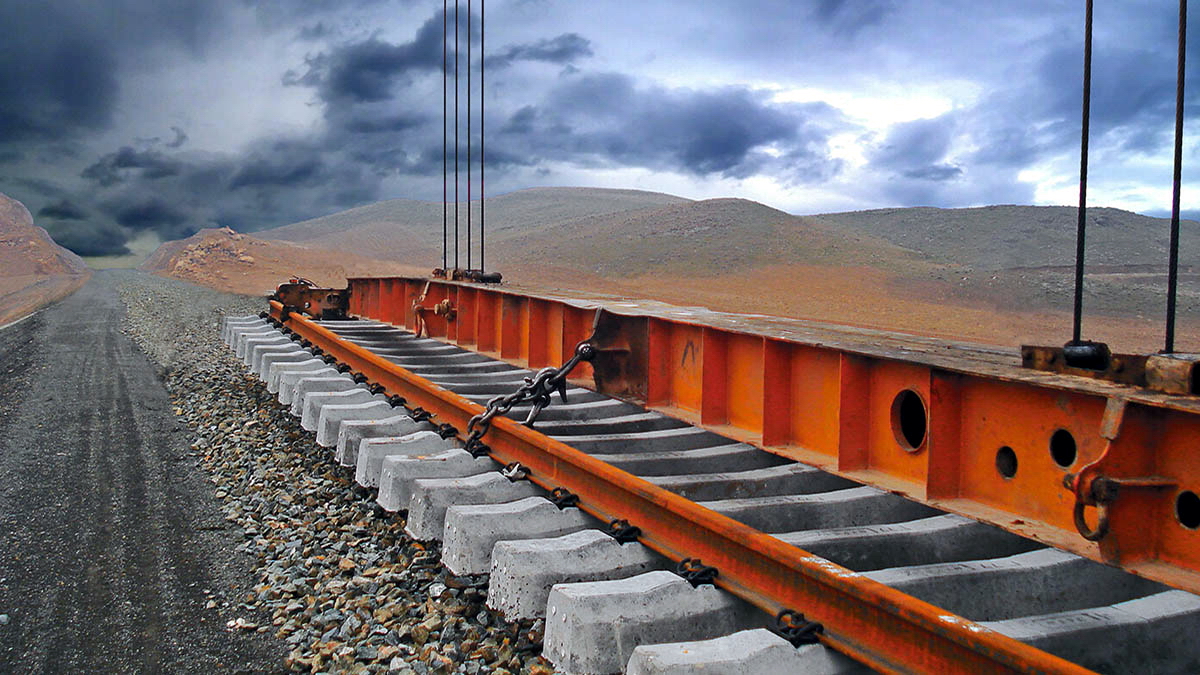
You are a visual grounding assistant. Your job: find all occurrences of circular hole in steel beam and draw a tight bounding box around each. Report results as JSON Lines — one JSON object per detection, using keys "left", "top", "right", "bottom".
{"left": 995, "top": 446, "right": 1018, "bottom": 479}
{"left": 1177, "top": 491, "right": 1200, "bottom": 530}
{"left": 891, "top": 389, "right": 927, "bottom": 452}
{"left": 1050, "top": 429, "right": 1077, "bottom": 468}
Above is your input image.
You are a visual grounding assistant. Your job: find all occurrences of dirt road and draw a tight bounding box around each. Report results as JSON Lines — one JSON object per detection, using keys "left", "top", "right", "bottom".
{"left": 0, "top": 272, "right": 279, "bottom": 673}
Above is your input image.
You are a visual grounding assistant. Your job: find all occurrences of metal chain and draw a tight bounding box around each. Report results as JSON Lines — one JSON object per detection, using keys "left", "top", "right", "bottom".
{"left": 464, "top": 338, "right": 597, "bottom": 457}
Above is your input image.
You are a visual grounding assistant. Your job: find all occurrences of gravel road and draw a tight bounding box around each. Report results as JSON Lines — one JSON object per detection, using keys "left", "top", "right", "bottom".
{"left": 0, "top": 270, "right": 279, "bottom": 673}
{"left": 1, "top": 270, "right": 552, "bottom": 674}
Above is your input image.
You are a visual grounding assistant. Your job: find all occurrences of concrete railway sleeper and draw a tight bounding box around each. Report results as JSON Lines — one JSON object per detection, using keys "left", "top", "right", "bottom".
{"left": 224, "top": 313, "right": 1200, "bottom": 674}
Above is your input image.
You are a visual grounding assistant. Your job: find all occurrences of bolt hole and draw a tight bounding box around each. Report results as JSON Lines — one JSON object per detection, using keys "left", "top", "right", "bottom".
{"left": 995, "top": 446, "right": 1018, "bottom": 479}
{"left": 1177, "top": 491, "right": 1200, "bottom": 529}
{"left": 1049, "top": 429, "right": 1077, "bottom": 468}
{"left": 891, "top": 389, "right": 927, "bottom": 451}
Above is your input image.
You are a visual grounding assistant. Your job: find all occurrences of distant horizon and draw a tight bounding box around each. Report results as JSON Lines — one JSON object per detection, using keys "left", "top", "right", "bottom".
{"left": 2, "top": 2, "right": 1197, "bottom": 260}
{"left": 33, "top": 182, "right": 1196, "bottom": 267}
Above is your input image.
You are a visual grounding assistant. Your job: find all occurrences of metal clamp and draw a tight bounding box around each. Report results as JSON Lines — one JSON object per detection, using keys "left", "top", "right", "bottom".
{"left": 1066, "top": 472, "right": 1175, "bottom": 541}
{"left": 676, "top": 558, "right": 718, "bottom": 587}
{"left": 501, "top": 462, "right": 530, "bottom": 481}
{"left": 607, "top": 519, "right": 641, "bottom": 543}
{"left": 769, "top": 609, "right": 824, "bottom": 646}
{"left": 549, "top": 487, "right": 579, "bottom": 509}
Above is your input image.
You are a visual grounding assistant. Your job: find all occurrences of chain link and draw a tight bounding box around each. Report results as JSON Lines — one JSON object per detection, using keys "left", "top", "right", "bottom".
{"left": 463, "top": 338, "right": 597, "bottom": 457}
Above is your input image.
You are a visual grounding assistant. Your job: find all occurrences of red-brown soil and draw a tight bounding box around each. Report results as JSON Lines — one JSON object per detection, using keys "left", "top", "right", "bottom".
{"left": 138, "top": 226, "right": 427, "bottom": 297}
{"left": 0, "top": 193, "right": 91, "bottom": 326}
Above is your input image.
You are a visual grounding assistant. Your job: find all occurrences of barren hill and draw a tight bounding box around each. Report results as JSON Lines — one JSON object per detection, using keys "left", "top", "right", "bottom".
{"left": 811, "top": 205, "right": 1200, "bottom": 270}
{"left": 148, "top": 187, "right": 1200, "bottom": 352}
{"left": 493, "top": 197, "right": 916, "bottom": 278}
{"left": 139, "top": 227, "right": 425, "bottom": 296}
{"left": 262, "top": 187, "right": 690, "bottom": 265}
{"left": 0, "top": 193, "right": 91, "bottom": 325}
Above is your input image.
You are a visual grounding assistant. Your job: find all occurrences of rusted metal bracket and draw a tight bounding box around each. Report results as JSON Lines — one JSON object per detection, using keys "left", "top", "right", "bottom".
{"left": 1021, "top": 344, "right": 1145, "bottom": 386}
{"left": 1065, "top": 398, "right": 1177, "bottom": 541}
{"left": 433, "top": 267, "right": 504, "bottom": 283}
{"left": 271, "top": 278, "right": 350, "bottom": 320}
{"left": 1146, "top": 352, "right": 1200, "bottom": 395}
{"left": 1022, "top": 344, "right": 1200, "bottom": 395}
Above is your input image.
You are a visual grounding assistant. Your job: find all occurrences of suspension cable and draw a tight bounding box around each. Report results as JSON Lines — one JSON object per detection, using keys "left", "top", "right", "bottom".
{"left": 1166, "top": 0, "right": 1188, "bottom": 353}
{"left": 454, "top": 0, "right": 460, "bottom": 271}
{"left": 442, "top": 0, "right": 448, "bottom": 272}
{"left": 481, "top": 0, "right": 486, "bottom": 273}
{"left": 467, "top": 0, "right": 473, "bottom": 271}
{"left": 1071, "top": 0, "right": 1093, "bottom": 345}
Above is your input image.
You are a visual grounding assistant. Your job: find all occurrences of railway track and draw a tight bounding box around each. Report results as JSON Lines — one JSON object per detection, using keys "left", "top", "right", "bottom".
{"left": 225, "top": 312, "right": 1200, "bottom": 674}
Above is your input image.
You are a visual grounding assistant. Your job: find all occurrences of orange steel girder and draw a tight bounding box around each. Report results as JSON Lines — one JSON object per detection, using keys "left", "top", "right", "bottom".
{"left": 344, "top": 276, "right": 1200, "bottom": 596}
{"left": 271, "top": 299, "right": 1090, "bottom": 675}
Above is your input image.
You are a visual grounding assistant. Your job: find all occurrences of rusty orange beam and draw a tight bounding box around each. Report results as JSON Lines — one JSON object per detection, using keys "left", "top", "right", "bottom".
{"left": 271, "top": 300, "right": 1091, "bottom": 674}
{"left": 344, "top": 276, "right": 1200, "bottom": 596}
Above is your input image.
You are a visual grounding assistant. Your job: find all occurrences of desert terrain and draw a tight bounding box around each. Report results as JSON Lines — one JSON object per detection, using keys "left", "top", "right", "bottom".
{"left": 248, "top": 187, "right": 1200, "bottom": 354}
{"left": 6, "top": 186, "right": 1197, "bottom": 354}
{"left": 138, "top": 226, "right": 428, "bottom": 297}
{"left": 0, "top": 193, "right": 91, "bottom": 326}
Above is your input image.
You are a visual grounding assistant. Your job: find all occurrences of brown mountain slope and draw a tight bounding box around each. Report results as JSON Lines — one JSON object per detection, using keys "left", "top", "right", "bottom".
{"left": 0, "top": 193, "right": 91, "bottom": 325}
{"left": 259, "top": 187, "right": 690, "bottom": 265}
{"left": 140, "top": 227, "right": 425, "bottom": 296}
{"left": 811, "top": 204, "right": 1200, "bottom": 269}
{"left": 154, "top": 187, "right": 1200, "bottom": 353}
{"left": 493, "top": 197, "right": 919, "bottom": 278}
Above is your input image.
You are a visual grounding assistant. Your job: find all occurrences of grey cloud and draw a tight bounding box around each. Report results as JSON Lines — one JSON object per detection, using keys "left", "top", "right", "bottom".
{"left": 294, "top": 12, "right": 445, "bottom": 103}
{"left": 490, "top": 33, "right": 593, "bottom": 69}
{"left": 496, "top": 72, "right": 843, "bottom": 182}
{"left": 166, "top": 127, "right": 189, "bottom": 148}
{"left": 82, "top": 147, "right": 183, "bottom": 187}
{"left": 42, "top": 220, "right": 131, "bottom": 257}
{"left": 37, "top": 199, "right": 89, "bottom": 221}
{"left": 812, "top": 0, "right": 895, "bottom": 36}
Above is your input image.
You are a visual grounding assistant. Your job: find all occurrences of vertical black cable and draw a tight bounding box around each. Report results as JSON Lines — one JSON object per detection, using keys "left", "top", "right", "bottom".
{"left": 442, "top": 0, "right": 448, "bottom": 272}
{"left": 1166, "top": 0, "right": 1188, "bottom": 353}
{"left": 453, "top": 0, "right": 460, "bottom": 270}
{"left": 467, "top": 0, "right": 473, "bottom": 270}
{"left": 480, "top": 0, "right": 486, "bottom": 273}
{"left": 1071, "top": 0, "right": 1094, "bottom": 344}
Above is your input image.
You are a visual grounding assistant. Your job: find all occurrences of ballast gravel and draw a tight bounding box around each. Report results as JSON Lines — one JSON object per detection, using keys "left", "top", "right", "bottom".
{"left": 116, "top": 273, "right": 554, "bottom": 675}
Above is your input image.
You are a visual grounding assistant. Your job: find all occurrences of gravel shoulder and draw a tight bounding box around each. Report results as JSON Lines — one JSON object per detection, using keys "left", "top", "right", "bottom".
{"left": 1, "top": 269, "right": 553, "bottom": 674}
{"left": 0, "top": 270, "right": 279, "bottom": 673}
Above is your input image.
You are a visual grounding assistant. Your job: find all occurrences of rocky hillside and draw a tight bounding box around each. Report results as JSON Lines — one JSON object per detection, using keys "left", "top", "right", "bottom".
{"left": 259, "top": 187, "right": 690, "bottom": 266}
{"left": 139, "top": 226, "right": 426, "bottom": 296}
{"left": 0, "top": 192, "right": 91, "bottom": 325}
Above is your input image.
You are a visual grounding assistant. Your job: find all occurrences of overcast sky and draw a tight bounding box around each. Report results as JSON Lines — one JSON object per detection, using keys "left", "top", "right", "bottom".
{"left": 1, "top": 0, "right": 1198, "bottom": 256}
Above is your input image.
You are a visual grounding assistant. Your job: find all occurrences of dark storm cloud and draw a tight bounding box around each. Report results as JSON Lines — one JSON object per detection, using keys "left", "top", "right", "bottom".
{"left": 0, "top": 1, "right": 228, "bottom": 145}
{"left": 489, "top": 34, "right": 593, "bottom": 69}
{"left": 495, "top": 72, "right": 843, "bottom": 181}
{"left": 37, "top": 200, "right": 88, "bottom": 221}
{"left": 43, "top": 220, "right": 132, "bottom": 257}
{"left": 870, "top": 115, "right": 960, "bottom": 179}
{"left": 109, "top": 197, "right": 190, "bottom": 230}
{"left": 82, "top": 147, "right": 183, "bottom": 187}
{"left": 291, "top": 12, "right": 444, "bottom": 103}
{"left": 812, "top": 0, "right": 895, "bottom": 36}
{"left": 166, "top": 126, "right": 189, "bottom": 148}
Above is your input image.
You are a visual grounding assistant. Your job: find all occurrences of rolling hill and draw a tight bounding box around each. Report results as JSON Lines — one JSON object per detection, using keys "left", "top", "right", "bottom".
{"left": 146, "top": 186, "right": 1200, "bottom": 352}
{"left": 0, "top": 193, "right": 91, "bottom": 325}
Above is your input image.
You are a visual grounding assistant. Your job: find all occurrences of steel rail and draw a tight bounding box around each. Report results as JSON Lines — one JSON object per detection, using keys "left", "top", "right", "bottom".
{"left": 345, "top": 276, "right": 1200, "bottom": 596}
{"left": 271, "top": 300, "right": 1091, "bottom": 674}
